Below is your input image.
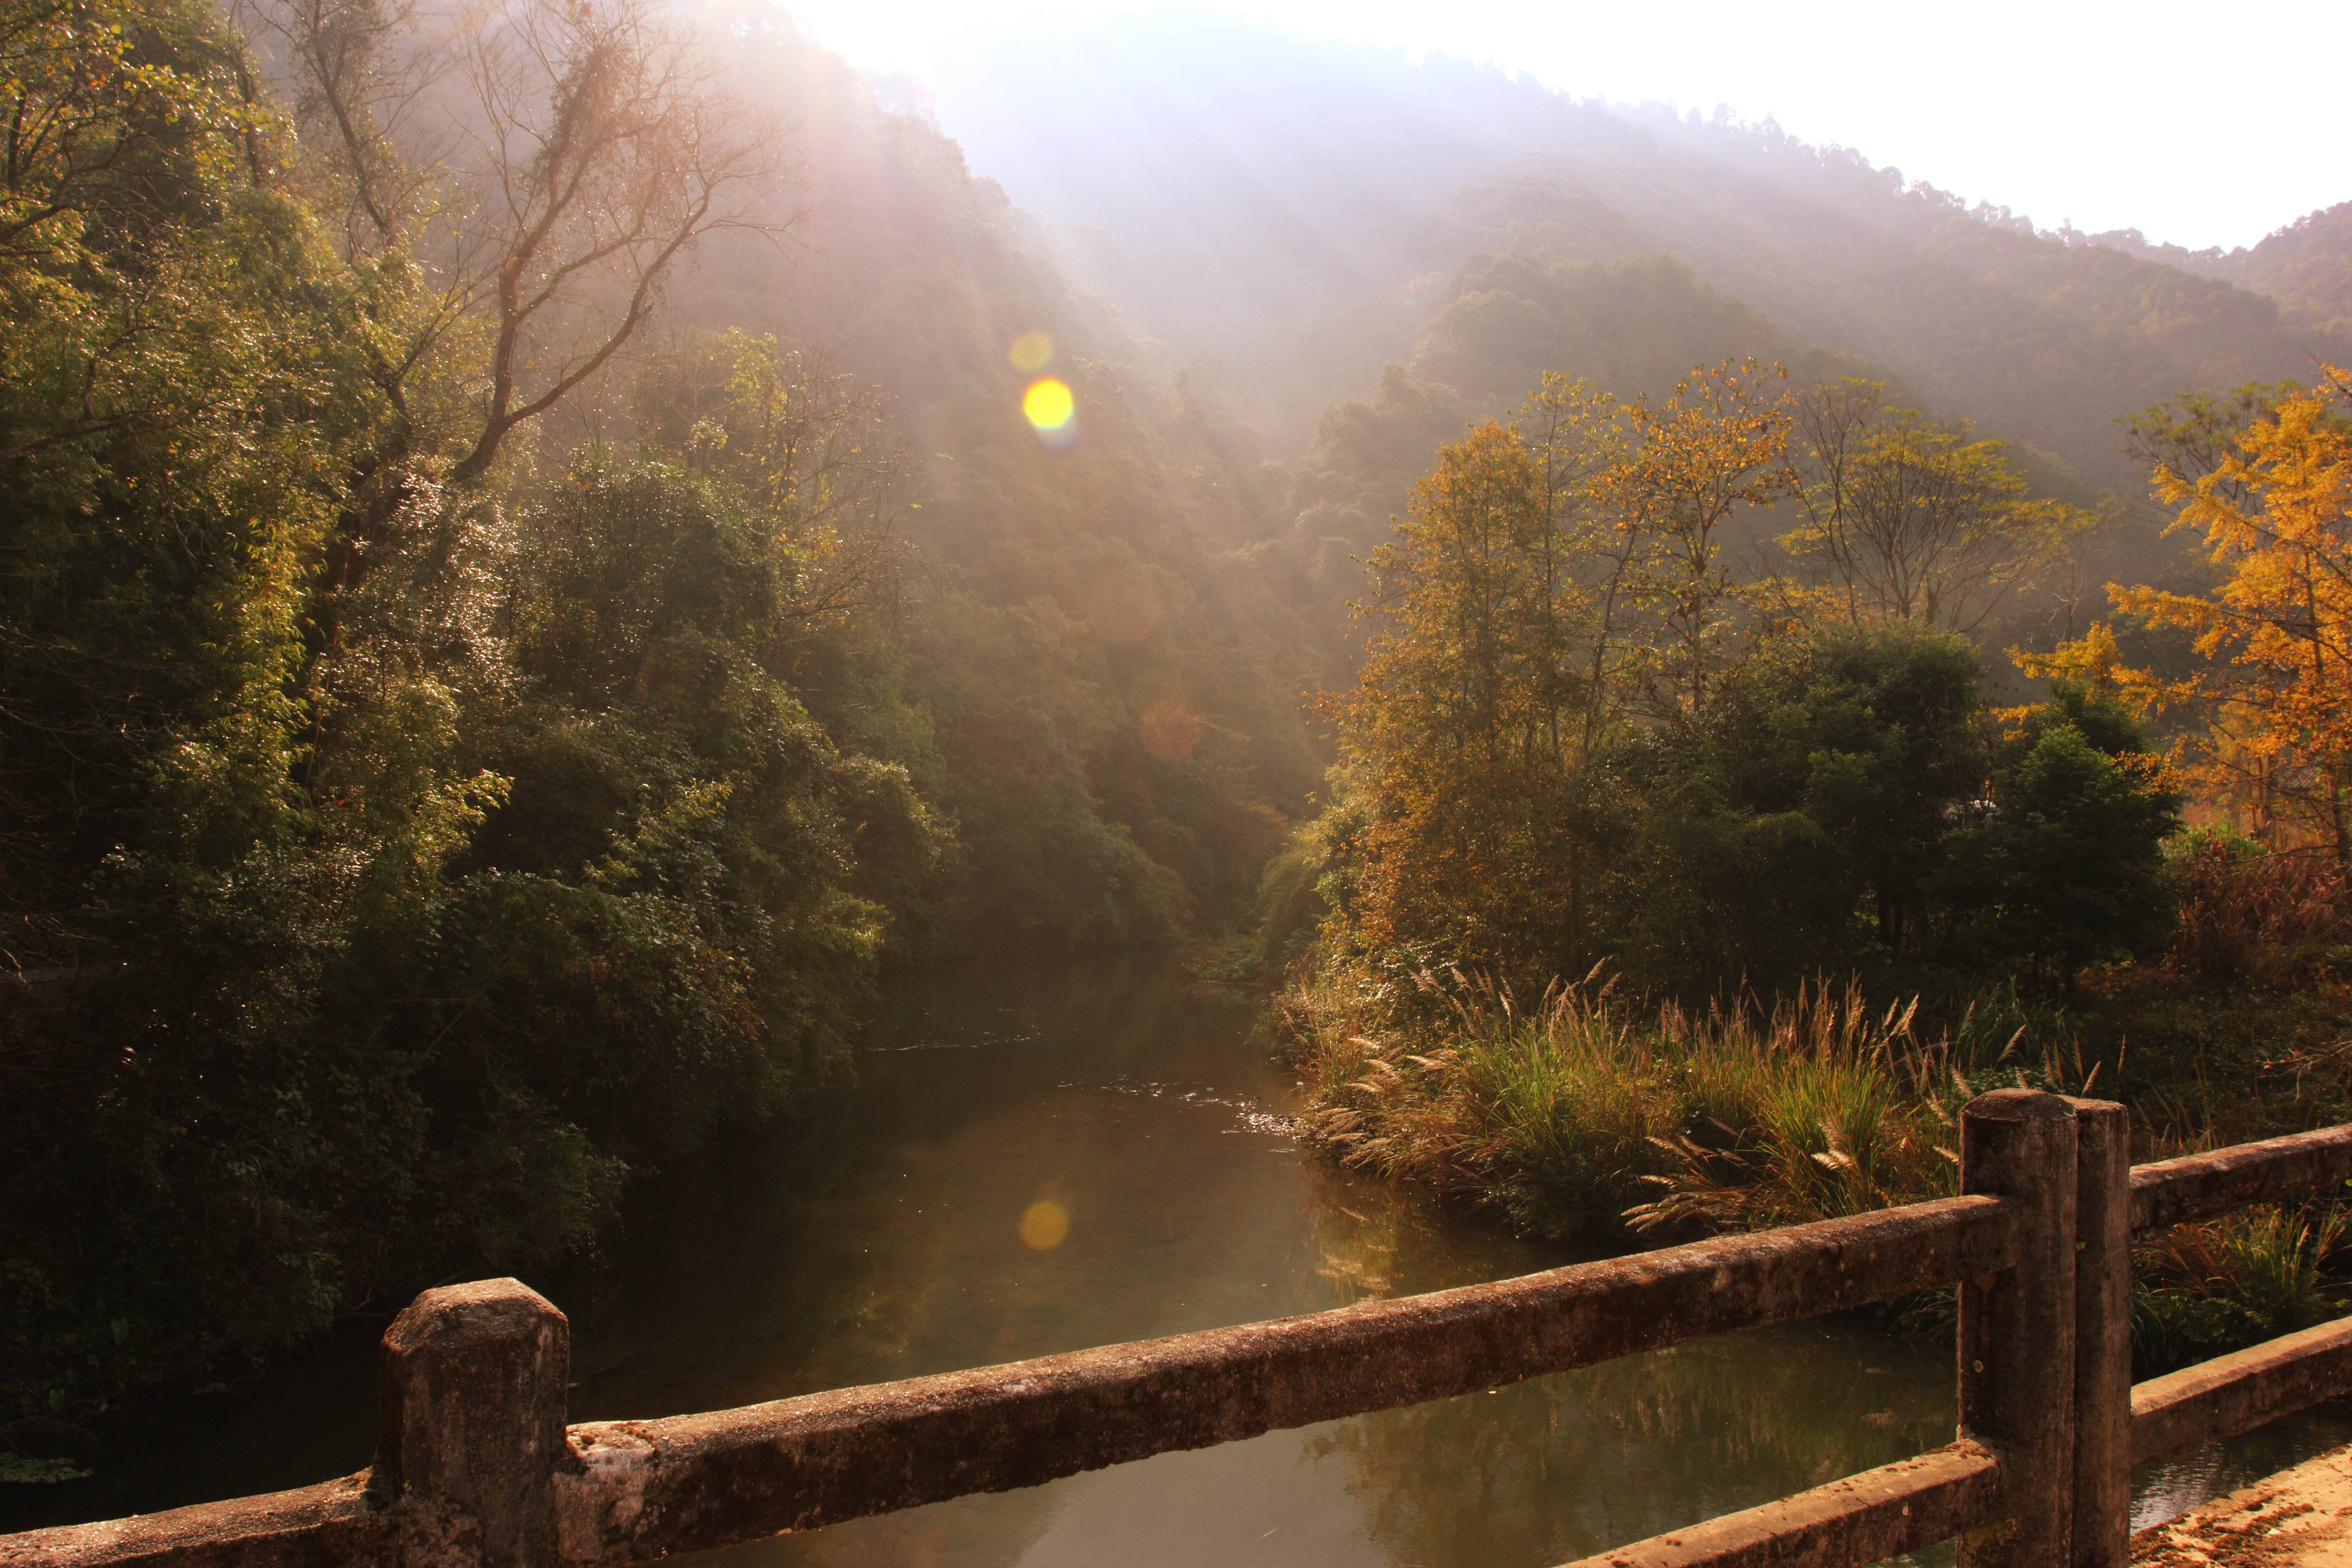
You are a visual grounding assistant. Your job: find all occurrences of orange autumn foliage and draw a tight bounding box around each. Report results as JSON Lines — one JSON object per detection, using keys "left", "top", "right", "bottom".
{"left": 1341, "top": 420, "right": 1582, "bottom": 960}
{"left": 2031, "top": 367, "right": 2352, "bottom": 862}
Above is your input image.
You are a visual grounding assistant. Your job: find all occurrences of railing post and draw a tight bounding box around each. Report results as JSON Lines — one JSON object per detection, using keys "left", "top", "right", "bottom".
{"left": 372, "top": 1278, "right": 572, "bottom": 1568}
{"left": 1959, "top": 1090, "right": 2078, "bottom": 1568}
{"left": 2067, "top": 1098, "right": 2132, "bottom": 1568}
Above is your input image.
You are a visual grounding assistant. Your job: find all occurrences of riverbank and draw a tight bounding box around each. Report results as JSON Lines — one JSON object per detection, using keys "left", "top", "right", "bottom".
{"left": 1273, "top": 954, "right": 2352, "bottom": 1377}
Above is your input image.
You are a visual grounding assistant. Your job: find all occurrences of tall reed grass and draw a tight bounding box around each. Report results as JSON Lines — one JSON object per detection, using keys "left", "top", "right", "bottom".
{"left": 2132, "top": 1206, "right": 2350, "bottom": 1370}
{"left": 1276, "top": 962, "right": 2343, "bottom": 1371}
{"left": 1279, "top": 966, "right": 2068, "bottom": 1240}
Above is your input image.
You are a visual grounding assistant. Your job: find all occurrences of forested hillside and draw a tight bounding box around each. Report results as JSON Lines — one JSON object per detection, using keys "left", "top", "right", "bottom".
{"left": 682, "top": 22, "right": 1324, "bottom": 946}
{"left": 0, "top": 0, "right": 1311, "bottom": 1411}
{"left": 2097, "top": 202, "right": 2352, "bottom": 338}
{"left": 918, "top": 8, "right": 2351, "bottom": 718}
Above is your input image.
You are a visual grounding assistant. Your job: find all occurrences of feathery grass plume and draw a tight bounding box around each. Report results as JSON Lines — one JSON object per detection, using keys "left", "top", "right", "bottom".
{"left": 1287, "top": 967, "right": 2013, "bottom": 1240}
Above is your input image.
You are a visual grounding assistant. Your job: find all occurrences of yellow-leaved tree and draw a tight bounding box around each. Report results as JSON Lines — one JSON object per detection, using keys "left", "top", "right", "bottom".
{"left": 1609, "top": 360, "right": 1796, "bottom": 716}
{"left": 1333, "top": 361, "right": 1796, "bottom": 967}
{"left": 1786, "top": 378, "right": 2094, "bottom": 632}
{"left": 2033, "top": 367, "right": 2352, "bottom": 862}
{"left": 1340, "top": 420, "right": 1588, "bottom": 960}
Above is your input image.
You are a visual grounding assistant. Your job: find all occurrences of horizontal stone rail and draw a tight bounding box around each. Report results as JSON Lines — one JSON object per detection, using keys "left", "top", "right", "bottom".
{"left": 2115, "top": 1121, "right": 2352, "bottom": 1499}
{"left": 2127, "top": 1124, "right": 2352, "bottom": 1237}
{"left": 2132, "top": 1316, "right": 2352, "bottom": 1464}
{"left": 556, "top": 1195, "right": 2017, "bottom": 1560}
{"left": 0, "top": 1476, "right": 388, "bottom": 1568}
{"left": 1559, "top": 1441, "right": 2002, "bottom": 1568}
{"left": 1, "top": 1195, "right": 2019, "bottom": 1568}
{"left": 10, "top": 1093, "right": 2352, "bottom": 1568}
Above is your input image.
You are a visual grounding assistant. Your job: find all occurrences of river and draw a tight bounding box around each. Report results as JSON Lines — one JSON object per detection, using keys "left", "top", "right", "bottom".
{"left": 6, "top": 956, "right": 2347, "bottom": 1561}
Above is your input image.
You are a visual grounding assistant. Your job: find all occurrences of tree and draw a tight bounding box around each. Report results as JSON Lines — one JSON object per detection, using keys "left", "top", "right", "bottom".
{"left": 1331, "top": 362, "right": 1799, "bottom": 972}
{"left": 438, "top": 0, "right": 783, "bottom": 482}
{"left": 1930, "top": 683, "right": 2180, "bottom": 993}
{"left": 1339, "top": 420, "right": 1587, "bottom": 962}
{"left": 0, "top": 0, "right": 823, "bottom": 1412}
{"left": 0, "top": 0, "right": 345, "bottom": 963}
{"left": 630, "top": 332, "right": 910, "bottom": 638}
{"left": 1601, "top": 622, "right": 1985, "bottom": 990}
{"left": 2046, "top": 368, "right": 2352, "bottom": 863}
{"left": 1737, "top": 623, "right": 1985, "bottom": 959}
{"left": 2120, "top": 381, "right": 2303, "bottom": 511}
{"left": 1, "top": 0, "right": 274, "bottom": 455}
{"left": 0, "top": 0, "right": 423, "bottom": 1411}
{"left": 248, "top": 0, "right": 786, "bottom": 680}
{"left": 1787, "top": 377, "right": 2090, "bottom": 632}
{"left": 1520, "top": 373, "right": 1629, "bottom": 767}
{"left": 1608, "top": 359, "right": 1793, "bottom": 716}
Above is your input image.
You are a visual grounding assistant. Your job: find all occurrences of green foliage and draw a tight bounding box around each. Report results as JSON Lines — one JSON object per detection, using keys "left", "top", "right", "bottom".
{"left": 1417, "top": 253, "right": 1789, "bottom": 421}
{"left": 1308, "top": 394, "right": 2180, "bottom": 1002}
{"left": 478, "top": 455, "right": 944, "bottom": 1119}
{"left": 2132, "top": 1207, "right": 2350, "bottom": 1375}
{"left": 1602, "top": 622, "right": 1987, "bottom": 988}
{"left": 1932, "top": 684, "right": 2181, "bottom": 989}
{"left": 0, "top": 0, "right": 1313, "bottom": 1416}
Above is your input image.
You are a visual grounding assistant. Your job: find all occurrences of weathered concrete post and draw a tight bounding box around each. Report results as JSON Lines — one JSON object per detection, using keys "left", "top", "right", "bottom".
{"left": 1959, "top": 1090, "right": 2078, "bottom": 1568}
{"left": 2067, "top": 1098, "right": 2133, "bottom": 1568}
{"left": 372, "top": 1279, "right": 571, "bottom": 1568}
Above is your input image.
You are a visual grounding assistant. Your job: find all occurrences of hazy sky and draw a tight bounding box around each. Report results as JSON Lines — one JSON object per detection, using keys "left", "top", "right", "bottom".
{"left": 781, "top": 0, "right": 2347, "bottom": 253}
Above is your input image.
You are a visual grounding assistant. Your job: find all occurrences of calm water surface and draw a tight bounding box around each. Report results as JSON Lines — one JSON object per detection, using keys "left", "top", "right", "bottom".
{"left": 8, "top": 956, "right": 2347, "bottom": 1562}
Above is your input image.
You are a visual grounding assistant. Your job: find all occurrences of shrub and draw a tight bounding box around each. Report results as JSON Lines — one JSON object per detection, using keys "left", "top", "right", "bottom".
{"left": 2166, "top": 831, "right": 2348, "bottom": 989}
{"left": 2133, "top": 1205, "right": 2349, "bottom": 1373}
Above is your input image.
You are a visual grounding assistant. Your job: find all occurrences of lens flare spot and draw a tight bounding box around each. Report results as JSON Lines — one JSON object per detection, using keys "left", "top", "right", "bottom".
{"left": 1024, "top": 377, "right": 1075, "bottom": 432}
{"left": 1008, "top": 331, "right": 1055, "bottom": 372}
{"left": 1139, "top": 698, "right": 1205, "bottom": 761}
{"left": 1019, "top": 1199, "right": 1069, "bottom": 1251}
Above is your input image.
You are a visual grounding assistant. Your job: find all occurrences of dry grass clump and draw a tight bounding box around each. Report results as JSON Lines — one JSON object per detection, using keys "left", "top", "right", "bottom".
{"left": 1283, "top": 967, "right": 2029, "bottom": 1241}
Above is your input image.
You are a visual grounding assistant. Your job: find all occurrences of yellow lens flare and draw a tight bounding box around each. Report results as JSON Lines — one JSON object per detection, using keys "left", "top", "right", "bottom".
{"left": 1008, "top": 330, "right": 1054, "bottom": 371}
{"left": 1018, "top": 1199, "right": 1069, "bottom": 1250}
{"left": 1023, "top": 377, "right": 1075, "bottom": 432}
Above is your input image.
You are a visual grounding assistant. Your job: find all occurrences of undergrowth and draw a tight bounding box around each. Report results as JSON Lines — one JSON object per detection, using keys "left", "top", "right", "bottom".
{"left": 1274, "top": 961, "right": 2351, "bottom": 1375}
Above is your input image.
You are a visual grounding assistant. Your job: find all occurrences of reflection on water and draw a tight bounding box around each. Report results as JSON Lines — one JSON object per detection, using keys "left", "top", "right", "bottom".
{"left": 2133, "top": 1409, "right": 2352, "bottom": 1532}
{"left": 5, "top": 955, "right": 2347, "bottom": 1563}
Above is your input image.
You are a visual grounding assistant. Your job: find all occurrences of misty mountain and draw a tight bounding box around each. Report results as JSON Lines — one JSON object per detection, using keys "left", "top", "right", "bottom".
{"left": 911, "top": 10, "right": 2350, "bottom": 487}
{"left": 2095, "top": 202, "right": 2352, "bottom": 339}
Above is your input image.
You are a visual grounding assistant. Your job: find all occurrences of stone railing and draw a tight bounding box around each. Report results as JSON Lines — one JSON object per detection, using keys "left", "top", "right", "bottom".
{"left": 8, "top": 1091, "right": 2352, "bottom": 1568}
